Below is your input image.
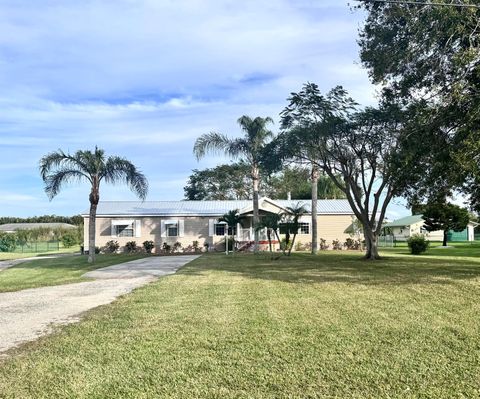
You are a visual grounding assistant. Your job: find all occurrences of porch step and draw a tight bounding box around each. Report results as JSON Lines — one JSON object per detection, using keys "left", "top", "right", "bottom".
{"left": 238, "top": 241, "right": 255, "bottom": 252}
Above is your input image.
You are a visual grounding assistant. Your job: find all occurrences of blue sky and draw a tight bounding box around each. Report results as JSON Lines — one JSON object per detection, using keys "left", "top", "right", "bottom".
{"left": 0, "top": 0, "right": 410, "bottom": 218}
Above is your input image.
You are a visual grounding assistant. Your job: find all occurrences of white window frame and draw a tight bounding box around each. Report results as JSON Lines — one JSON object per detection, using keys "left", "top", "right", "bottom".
{"left": 298, "top": 222, "right": 310, "bottom": 235}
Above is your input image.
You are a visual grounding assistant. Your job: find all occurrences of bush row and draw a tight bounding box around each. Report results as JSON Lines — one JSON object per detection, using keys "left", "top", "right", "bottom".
{"left": 101, "top": 240, "right": 209, "bottom": 255}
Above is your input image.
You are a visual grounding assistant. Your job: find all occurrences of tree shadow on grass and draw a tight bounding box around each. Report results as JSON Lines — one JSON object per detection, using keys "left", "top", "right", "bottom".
{"left": 178, "top": 252, "right": 480, "bottom": 286}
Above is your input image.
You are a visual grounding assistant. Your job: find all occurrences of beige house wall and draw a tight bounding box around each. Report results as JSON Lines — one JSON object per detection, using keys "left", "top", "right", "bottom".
{"left": 84, "top": 213, "right": 358, "bottom": 253}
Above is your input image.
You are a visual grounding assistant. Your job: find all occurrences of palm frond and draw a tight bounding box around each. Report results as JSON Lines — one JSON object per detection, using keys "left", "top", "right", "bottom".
{"left": 193, "top": 132, "right": 240, "bottom": 160}
{"left": 102, "top": 156, "right": 149, "bottom": 200}
{"left": 43, "top": 168, "right": 90, "bottom": 200}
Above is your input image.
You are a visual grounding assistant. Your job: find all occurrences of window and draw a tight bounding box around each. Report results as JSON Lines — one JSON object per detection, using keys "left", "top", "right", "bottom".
{"left": 279, "top": 223, "right": 309, "bottom": 235}
{"left": 298, "top": 223, "right": 310, "bottom": 235}
{"left": 116, "top": 224, "right": 134, "bottom": 237}
{"left": 214, "top": 223, "right": 236, "bottom": 236}
{"left": 166, "top": 222, "right": 178, "bottom": 237}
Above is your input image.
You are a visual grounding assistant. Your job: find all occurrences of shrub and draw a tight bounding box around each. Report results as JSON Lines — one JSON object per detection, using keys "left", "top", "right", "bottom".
{"left": 172, "top": 242, "right": 182, "bottom": 252}
{"left": 344, "top": 238, "right": 361, "bottom": 250}
{"left": 143, "top": 240, "right": 155, "bottom": 254}
{"left": 203, "top": 242, "right": 210, "bottom": 252}
{"left": 0, "top": 233, "right": 17, "bottom": 252}
{"left": 104, "top": 240, "right": 120, "bottom": 253}
{"left": 61, "top": 230, "right": 79, "bottom": 248}
{"left": 407, "top": 234, "right": 429, "bottom": 255}
{"left": 192, "top": 240, "right": 200, "bottom": 252}
{"left": 162, "top": 242, "right": 172, "bottom": 253}
{"left": 319, "top": 238, "right": 329, "bottom": 250}
{"left": 125, "top": 241, "right": 138, "bottom": 253}
{"left": 95, "top": 246, "right": 101, "bottom": 254}
{"left": 332, "top": 239, "right": 342, "bottom": 250}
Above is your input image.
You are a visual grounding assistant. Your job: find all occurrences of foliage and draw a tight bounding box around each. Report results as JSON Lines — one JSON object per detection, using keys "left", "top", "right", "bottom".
{"left": 184, "top": 163, "right": 345, "bottom": 201}
{"left": 162, "top": 242, "right": 172, "bottom": 254}
{"left": 60, "top": 230, "right": 79, "bottom": 248}
{"left": 203, "top": 242, "right": 209, "bottom": 252}
{"left": 193, "top": 115, "right": 274, "bottom": 253}
{"left": 319, "top": 238, "right": 329, "bottom": 250}
{"left": 255, "top": 213, "right": 283, "bottom": 257}
{"left": 332, "top": 239, "right": 343, "bottom": 251}
{"left": 422, "top": 202, "right": 470, "bottom": 246}
{"left": 125, "top": 241, "right": 138, "bottom": 253}
{"left": 277, "top": 82, "right": 410, "bottom": 260}
{"left": 0, "top": 233, "right": 17, "bottom": 252}
{"left": 39, "top": 146, "right": 148, "bottom": 263}
{"left": 283, "top": 202, "right": 308, "bottom": 256}
{"left": 344, "top": 238, "right": 361, "bottom": 251}
{"left": 357, "top": 2, "right": 480, "bottom": 207}
{"left": 407, "top": 234, "right": 430, "bottom": 255}
{"left": 192, "top": 241, "right": 200, "bottom": 252}
{"left": 172, "top": 242, "right": 182, "bottom": 253}
{"left": 143, "top": 240, "right": 155, "bottom": 254}
{"left": 104, "top": 240, "right": 120, "bottom": 254}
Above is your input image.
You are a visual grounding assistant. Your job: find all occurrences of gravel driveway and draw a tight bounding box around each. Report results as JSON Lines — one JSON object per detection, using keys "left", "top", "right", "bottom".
{"left": 0, "top": 255, "right": 199, "bottom": 355}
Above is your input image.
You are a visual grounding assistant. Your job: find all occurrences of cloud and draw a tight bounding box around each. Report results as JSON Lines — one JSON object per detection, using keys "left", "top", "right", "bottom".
{"left": 0, "top": 1, "right": 379, "bottom": 216}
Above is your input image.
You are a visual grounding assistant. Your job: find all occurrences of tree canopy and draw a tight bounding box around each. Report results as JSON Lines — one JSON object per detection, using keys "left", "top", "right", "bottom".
{"left": 357, "top": 1, "right": 480, "bottom": 206}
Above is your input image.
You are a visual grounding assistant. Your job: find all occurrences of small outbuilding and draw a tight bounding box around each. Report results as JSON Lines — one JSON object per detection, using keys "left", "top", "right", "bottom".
{"left": 383, "top": 214, "right": 478, "bottom": 242}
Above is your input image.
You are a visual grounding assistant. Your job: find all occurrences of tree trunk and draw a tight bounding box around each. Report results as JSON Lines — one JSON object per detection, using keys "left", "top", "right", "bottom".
{"left": 311, "top": 165, "right": 319, "bottom": 254}
{"left": 288, "top": 232, "right": 298, "bottom": 256}
{"left": 88, "top": 183, "right": 100, "bottom": 263}
{"left": 363, "top": 226, "right": 380, "bottom": 260}
{"left": 443, "top": 230, "right": 448, "bottom": 247}
{"left": 88, "top": 202, "right": 97, "bottom": 263}
{"left": 252, "top": 166, "right": 260, "bottom": 254}
{"left": 267, "top": 229, "right": 273, "bottom": 258}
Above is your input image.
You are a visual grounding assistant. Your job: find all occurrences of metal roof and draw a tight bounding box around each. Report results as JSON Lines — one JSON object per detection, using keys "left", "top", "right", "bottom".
{"left": 384, "top": 214, "right": 424, "bottom": 228}
{"left": 82, "top": 199, "right": 354, "bottom": 217}
{"left": 0, "top": 223, "right": 76, "bottom": 232}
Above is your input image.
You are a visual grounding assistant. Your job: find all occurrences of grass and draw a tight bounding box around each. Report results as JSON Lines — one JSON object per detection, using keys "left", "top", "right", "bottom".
{"left": 1, "top": 249, "right": 479, "bottom": 398}
{"left": 0, "top": 245, "right": 79, "bottom": 261}
{"left": 0, "top": 253, "right": 147, "bottom": 293}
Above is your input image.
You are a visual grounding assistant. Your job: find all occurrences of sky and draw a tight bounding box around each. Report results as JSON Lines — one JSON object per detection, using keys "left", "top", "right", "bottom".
{"left": 0, "top": 0, "right": 410, "bottom": 219}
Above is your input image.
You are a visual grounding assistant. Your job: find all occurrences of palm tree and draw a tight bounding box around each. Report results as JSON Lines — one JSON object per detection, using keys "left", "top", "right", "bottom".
{"left": 311, "top": 164, "right": 319, "bottom": 254}
{"left": 284, "top": 202, "right": 308, "bottom": 256}
{"left": 39, "top": 147, "right": 148, "bottom": 263}
{"left": 255, "top": 213, "right": 283, "bottom": 258}
{"left": 217, "top": 209, "right": 245, "bottom": 255}
{"left": 193, "top": 115, "right": 274, "bottom": 253}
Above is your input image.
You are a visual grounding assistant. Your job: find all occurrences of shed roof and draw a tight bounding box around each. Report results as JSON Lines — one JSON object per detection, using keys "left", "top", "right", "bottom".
{"left": 383, "top": 214, "right": 424, "bottom": 228}
{"left": 82, "top": 198, "right": 353, "bottom": 217}
{"left": 0, "top": 223, "right": 76, "bottom": 232}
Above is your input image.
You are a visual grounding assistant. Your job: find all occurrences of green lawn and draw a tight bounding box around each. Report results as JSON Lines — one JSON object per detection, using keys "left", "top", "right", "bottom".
{"left": 1, "top": 250, "right": 479, "bottom": 398}
{"left": 0, "top": 253, "right": 147, "bottom": 293}
{"left": 0, "top": 245, "right": 80, "bottom": 261}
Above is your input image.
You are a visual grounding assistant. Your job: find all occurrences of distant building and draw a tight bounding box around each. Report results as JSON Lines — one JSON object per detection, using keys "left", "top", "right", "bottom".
{"left": 0, "top": 223, "right": 76, "bottom": 233}
{"left": 383, "top": 214, "right": 477, "bottom": 242}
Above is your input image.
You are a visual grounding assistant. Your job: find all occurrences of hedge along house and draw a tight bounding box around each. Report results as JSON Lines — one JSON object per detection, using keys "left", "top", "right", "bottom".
{"left": 81, "top": 198, "right": 358, "bottom": 253}
{"left": 383, "top": 214, "right": 478, "bottom": 242}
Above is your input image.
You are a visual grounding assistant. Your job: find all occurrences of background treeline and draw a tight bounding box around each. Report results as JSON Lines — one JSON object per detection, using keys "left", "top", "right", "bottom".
{"left": 0, "top": 215, "right": 83, "bottom": 225}
{"left": 184, "top": 163, "right": 345, "bottom": 200}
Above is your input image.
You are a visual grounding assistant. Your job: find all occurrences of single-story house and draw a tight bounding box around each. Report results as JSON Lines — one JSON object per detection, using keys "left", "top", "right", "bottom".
{"left": 0, "top": 222, "right": 77, "bottom": 233}
{"left": 81, "top": 198, "right": 358, "bottom": 252}
{"left": 383, "top": 214, "right": 477, "bottom": 242}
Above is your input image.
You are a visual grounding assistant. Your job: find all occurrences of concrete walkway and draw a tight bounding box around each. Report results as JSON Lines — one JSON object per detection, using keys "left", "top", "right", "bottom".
{"left": 0, "top": 255, "right": 199, "bottom": 355}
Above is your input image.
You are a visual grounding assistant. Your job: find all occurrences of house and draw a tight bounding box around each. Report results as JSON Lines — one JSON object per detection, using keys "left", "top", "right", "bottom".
{"left": 383, "top": 214, "right": 477, "bottom": 242}
{"left": 0, "top": 222, "right": 77, "bottom": 233}
{"left": 81, "top": 198, "right": 358, "bottom": 252}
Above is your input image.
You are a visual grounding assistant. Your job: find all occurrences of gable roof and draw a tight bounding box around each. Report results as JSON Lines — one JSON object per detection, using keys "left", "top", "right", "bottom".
{"left": 82, "top": 199, "right": 353, "bottom": 217}
{"left": 384, "top": 214, "right": 424, "bottom": 228}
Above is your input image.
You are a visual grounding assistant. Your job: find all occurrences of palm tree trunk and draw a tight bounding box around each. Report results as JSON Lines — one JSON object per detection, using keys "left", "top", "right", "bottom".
{"left": 311, "top": 165, "right": 319, "bottom": 254}
{"left": 443, "top": 230, "right": 448, "bottom": 247}
{"left": 88, "top": 202, "right": 97, "bottom": 263}
{"left": 88, "top": 184, "right": 100, "bottom": 263}
{"left": 252, "top": 165, "right": 260, "bottom": 254}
